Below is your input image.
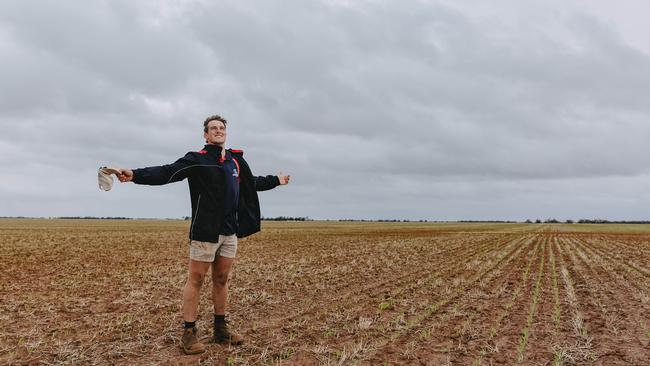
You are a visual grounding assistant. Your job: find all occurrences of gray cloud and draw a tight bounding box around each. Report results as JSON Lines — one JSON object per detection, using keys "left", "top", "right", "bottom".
{"left": 2, "top": 0, "right": 650, "bottom": 220}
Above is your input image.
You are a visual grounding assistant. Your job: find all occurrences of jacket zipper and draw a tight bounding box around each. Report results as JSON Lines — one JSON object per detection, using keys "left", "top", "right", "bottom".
{"left": 190, "top": 194, "right": 201, "bottom": 238}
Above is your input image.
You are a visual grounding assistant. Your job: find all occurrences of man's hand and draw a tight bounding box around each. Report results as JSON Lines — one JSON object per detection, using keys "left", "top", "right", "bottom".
{"left": 117, "top": 169, "right": 134, "bottom": 182}
{"left": 277, "top": 172, "right": 290, "bottom": 185}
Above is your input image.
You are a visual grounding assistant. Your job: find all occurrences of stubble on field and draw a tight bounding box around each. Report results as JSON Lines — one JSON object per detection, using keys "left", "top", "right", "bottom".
{"left": 0, "top": 220, "right": 649, "bottom": 365}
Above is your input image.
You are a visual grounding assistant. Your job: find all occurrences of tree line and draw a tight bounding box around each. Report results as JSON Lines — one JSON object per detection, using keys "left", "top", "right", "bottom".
{"left": 525, "top": 218, "right": 650, "bottom": 224}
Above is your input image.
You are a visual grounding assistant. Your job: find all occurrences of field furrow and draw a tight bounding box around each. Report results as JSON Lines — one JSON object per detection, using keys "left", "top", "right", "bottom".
{"left": 567, "top": 236, "right": 650, "bottom": 364}
{"left": 582, "top": 235, "right": 650, "bottom": 280}
{"left": 550, "top": 236, "right": 600, "bottom": 365}
{"left": 234, "top": 233, "right": 512, "bottom": 330}
{"left": 3, "top": 221, "right": 650, "bottom": 365}
{"left": 444, "top": 235, "right": 546, "bottom": 365}
{"left": 243, "top": 234, "right": 530, "bottom": 364}
{"left": 514, "top": 235, "right": 557, "bottom": 365}
{"left": 575, "top": 236, "right": 650, "bottom": 293}
{"left": 355, "top": 234, "right": 537, "bottom": 365}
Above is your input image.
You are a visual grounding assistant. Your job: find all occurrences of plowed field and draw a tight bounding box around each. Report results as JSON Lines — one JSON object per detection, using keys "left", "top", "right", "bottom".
{"left": 1, "top": 220, "right": 649, "bottom": 365}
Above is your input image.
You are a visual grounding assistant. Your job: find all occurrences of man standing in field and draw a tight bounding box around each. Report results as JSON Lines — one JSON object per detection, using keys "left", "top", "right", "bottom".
{"left": 114, "top": 115, "right": 290, "bottom": 355}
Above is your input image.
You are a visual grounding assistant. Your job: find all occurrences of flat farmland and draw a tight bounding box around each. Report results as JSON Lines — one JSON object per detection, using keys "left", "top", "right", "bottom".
{"left": 1, "top": 220, "right": 649, "bottom": 365}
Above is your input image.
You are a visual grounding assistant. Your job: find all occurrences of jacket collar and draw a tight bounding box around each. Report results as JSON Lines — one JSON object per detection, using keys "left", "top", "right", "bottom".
{"left": 203, "top": 144, "right": 223, "bottom": 155}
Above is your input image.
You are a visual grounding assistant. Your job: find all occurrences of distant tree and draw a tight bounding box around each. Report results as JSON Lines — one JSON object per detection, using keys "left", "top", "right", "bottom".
{"left": 525, "top": 219, "right": 532, "bottom": 223}
{"left": 262, "top": 216, "right": 309, "bottom": 221}
{"left": 565, "top": 219, "right": 574, "bottom": 224}
{"left": 535, "top": 219, "right": 542, "bottom": 223}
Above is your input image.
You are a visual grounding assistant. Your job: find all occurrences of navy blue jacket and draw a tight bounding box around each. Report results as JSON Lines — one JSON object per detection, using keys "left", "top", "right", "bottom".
{"left": 132, "top": 144, "right": 280, "bottom": 241}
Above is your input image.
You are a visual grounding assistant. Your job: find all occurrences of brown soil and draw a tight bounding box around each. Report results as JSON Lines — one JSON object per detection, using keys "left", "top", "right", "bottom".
{"left": 1, "top": 220, "right": 648, "bottom": 365}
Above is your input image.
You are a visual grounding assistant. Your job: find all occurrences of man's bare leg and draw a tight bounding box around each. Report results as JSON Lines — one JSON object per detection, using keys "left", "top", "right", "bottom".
{"left": 211, "top": 255, "right": 243, "bottom": 344}
{"left": 211, "top": 255, "right": 235, "bottom": 314}
{"left": 182, "top": 259, "right": 212, "bottom": 322}
{"left": 180, "top": 259, "right": 212, "bottom": 354}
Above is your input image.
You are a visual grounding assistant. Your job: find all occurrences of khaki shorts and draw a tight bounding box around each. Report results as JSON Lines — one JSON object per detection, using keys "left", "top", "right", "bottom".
{"left": 189, "top": 235, "right": 238, "bottom": 262}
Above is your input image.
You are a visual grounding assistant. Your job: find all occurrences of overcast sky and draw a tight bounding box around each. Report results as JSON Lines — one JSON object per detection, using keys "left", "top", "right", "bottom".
{"left": 2, "top": 0, "right": 650, "bottom": 221}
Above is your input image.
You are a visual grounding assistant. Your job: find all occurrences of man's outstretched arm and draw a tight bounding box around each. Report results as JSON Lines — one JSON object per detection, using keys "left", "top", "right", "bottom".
{"left": 117, "top": 153, "right": 198, "bottom": 185}
{"left": 254, "top": 172, "right": 290, "bottom": 191}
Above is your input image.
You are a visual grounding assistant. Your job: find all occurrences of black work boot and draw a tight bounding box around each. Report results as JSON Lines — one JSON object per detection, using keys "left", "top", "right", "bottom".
{"left": 213, "top": 316, "right": 244, "bottom": 345}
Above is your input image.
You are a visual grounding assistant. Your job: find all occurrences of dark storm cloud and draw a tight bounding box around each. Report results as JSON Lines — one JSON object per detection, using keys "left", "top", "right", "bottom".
{"left": 181, "top": 0, "right": 650, "bottom": 180}
{"left": 0, "top": 1, "right": 209, "bottom": 97}
{"left": 1, "top": 0, "right": 650, "bottom": 220}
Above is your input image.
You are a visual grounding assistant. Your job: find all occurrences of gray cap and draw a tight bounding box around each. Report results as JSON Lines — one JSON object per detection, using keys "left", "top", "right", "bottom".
{"left": 98, "top": 167, "right": 121, "bottom": 191}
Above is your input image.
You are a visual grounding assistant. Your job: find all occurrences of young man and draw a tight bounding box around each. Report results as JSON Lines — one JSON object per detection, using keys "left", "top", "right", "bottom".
{"left": 115, "top": 115, "right": 290, "bottom": 354}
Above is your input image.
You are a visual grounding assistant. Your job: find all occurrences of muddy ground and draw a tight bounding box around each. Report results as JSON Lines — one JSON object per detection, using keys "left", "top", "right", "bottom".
{"left": 1, "top": 220, "right": 649, "bottom": 365}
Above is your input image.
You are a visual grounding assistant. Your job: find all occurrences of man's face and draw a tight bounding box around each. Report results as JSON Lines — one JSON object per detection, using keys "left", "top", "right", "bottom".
{"left": 204, "top": 120, "right": 227, "bottom": 146}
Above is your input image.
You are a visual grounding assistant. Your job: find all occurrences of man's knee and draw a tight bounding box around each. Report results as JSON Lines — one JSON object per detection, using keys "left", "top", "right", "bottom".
{"left": 212, "top": 272, "right": 229, "bottom": 288}
{"left": 187, "top": 271, "right": 206, "bottom": 288}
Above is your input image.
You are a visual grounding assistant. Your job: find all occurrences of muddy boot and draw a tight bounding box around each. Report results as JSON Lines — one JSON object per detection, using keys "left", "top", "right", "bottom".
{"left": 181, "top": 327, "right": 206, "bottom": 355}
{"left": 213, "top": 317, "right": 244, "bottom": 345}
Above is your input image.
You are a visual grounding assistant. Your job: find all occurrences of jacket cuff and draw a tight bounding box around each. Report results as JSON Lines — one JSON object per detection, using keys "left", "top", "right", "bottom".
{"left": 132, "top": 169, "right": 144, "bottom": 184}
